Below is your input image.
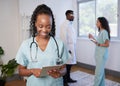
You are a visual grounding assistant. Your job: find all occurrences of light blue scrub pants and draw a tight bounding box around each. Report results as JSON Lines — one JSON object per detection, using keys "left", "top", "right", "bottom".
{"left": 94, "top": 50, "right": 108, "bottom": 86}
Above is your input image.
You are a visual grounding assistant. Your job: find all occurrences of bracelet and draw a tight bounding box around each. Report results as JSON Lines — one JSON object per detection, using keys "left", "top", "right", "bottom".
{"left": 98, "top": 43, "right": 100, "bottom": 46}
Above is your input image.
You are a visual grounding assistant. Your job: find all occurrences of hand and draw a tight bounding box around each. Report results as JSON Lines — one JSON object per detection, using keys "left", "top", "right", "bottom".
{"left": 88, "top": 33, "right": 94, "bottom": 39}
{"left": 96, "top": 43, "right": 100, "bottom": 46}
{"left": 30, "top": 69, "right": 41, "bottom": 78}
{"left": 48, "top": 69, "right": 61, "bottom": 78}
{"left": 88, "top": 33, "right": 97, "bottom": 44}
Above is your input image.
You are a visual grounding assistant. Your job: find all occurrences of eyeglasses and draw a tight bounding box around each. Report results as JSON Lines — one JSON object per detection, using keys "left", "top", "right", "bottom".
{"left": 69, "top": 14, "right": 74, "bottom": 17}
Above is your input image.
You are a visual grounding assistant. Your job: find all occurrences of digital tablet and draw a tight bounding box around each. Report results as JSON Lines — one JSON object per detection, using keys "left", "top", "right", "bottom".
{"left": 40, "top": 65, "right": 61, "bottom": 77}
{"left": 90, "top": 38, "right": 96, "bottom": 42}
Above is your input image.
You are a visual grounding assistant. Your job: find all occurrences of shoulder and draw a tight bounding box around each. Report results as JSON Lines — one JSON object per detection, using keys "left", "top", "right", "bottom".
{"left": 52, "top": 37, "right": 64, "bottom": 46}
{"left": 63, "top": 20, "right": 69, "bottom": 24}
{"left": 54, "top": 37, "right": 63, "bottom": 43}
{"left": 61, "top": 20, "right": 69, "bottom": 27}
{"left": 20, "top": 38, "right": 32, "bottom": 47}
{"left": 102, "top": 29, "right": 108, "bottom": 33}
{"left": 101, "top": 29, "right": 108, "bottom": 35}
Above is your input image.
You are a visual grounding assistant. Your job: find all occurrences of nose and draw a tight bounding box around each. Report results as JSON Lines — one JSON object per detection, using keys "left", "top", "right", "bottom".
{"left": 41, "top": 27, "right": 47, "bottom": 32}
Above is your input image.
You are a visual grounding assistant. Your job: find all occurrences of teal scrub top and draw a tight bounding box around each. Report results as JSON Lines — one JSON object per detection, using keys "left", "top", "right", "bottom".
{"left": 16, "top": 37, "right": 69, "bottom": 86}
{"left": 95, "top": 29, "right": 109, "bottom": 59}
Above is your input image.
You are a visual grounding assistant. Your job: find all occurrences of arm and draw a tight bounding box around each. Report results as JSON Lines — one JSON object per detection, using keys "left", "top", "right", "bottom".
{"left": 97, "top": 40, "right": 109, "bottom": 47}
{"left": 98, "top": 31, "right": 110, "bottom": 47}
{"left": 18, "top": 65, "right": 41, "bottom": 78}
{"left": 66, "top": 26, "right": 74, "bottom": 54}
{"left": 89, "top": 36, "right": 110, "bottom": 47}
{"left": 88, "top": 34, "right": 97, "bottom": 44}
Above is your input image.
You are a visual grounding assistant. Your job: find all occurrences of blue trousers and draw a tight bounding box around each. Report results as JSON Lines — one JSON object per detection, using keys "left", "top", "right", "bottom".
{"left": 94, "top": 51, "right": 108, "bottom": 86}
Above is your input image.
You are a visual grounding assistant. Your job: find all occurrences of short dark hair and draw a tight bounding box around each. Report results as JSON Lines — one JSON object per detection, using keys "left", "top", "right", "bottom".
{"left": 65, "top": 10, "right": 73, "bottom": 16}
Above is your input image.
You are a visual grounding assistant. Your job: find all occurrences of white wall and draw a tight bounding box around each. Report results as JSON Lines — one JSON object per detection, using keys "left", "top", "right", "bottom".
{"left": 19, "top": 0, "right": 77, "bottom": 37}
{"left": 0, "top": 0, "right": 120, "bottom": 72}
{"left": 0, "top": 0, "right": 20, "bottom": 63}
{"left": 19, "top": 0, "right": 120, "bottom": 72}
{"left": 76, "top": 1, "right": 120, "bottom": 72}
{"left": 76, "top": 39, "right": 120, "bottom": 72}
{"left": 0, "top": 0, "right": 76, "bottom": 63}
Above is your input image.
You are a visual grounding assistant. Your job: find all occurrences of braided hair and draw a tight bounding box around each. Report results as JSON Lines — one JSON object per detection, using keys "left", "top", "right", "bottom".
{"left": 30, "top": 4, "right": 56, "bottom": 37}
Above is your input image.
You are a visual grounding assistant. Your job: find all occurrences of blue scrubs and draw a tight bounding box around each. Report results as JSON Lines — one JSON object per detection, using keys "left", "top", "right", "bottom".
{"left": 16, "top": 37, "right": 69, "bottom": 86}
{"left": 94, "top": 30, "right": 109, "bottom": 86}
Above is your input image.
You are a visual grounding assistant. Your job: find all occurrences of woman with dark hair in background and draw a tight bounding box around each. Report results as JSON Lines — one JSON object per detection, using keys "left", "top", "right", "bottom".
{"left": 16, "top": 4, "right": 69, "bottom": 86}
{"left": 88, "top": 17, "right": 110, "bottom": 86}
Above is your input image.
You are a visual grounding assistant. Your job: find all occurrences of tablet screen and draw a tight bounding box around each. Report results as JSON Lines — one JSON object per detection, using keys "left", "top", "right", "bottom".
{"left": 40, "top": 65, "right": 61, "bottom": 77}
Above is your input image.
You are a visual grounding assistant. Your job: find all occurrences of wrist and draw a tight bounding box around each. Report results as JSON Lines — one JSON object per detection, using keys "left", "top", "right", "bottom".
{"left": 29, "top": 69, "right": 33, "bottom": 75}
{"left": 97, "top": 43, "right": 101, "bottom": 46}
{"left": 59, "top": 70, "right": 63, "bottom": 77}
{"left": 59, "top": 67, "right": 66, "bottom": 77}
{"left": 96, "top": 42, "right": 100, "bottom": 46}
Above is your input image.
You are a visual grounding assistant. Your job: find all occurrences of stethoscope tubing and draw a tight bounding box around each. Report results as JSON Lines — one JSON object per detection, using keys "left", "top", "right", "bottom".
{"left": 30, "top": 36, "right": 63, "bottom": 65}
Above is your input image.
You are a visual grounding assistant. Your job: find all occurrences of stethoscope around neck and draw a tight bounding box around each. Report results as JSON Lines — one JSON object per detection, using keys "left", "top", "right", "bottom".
{"left": 30, "top": 35, "right": 63, "bottom": 65}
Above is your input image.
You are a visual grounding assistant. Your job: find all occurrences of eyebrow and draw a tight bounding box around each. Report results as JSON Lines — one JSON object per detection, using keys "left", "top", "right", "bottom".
{"left": 38, "top": 24, "right": 51, "bottom": 26}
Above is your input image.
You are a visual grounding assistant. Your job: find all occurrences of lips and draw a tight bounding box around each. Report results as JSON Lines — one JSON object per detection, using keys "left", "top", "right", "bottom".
{"left": 38, "top": 32, "right": 48, "bottom": 36}
{"left": 41, "top": 32, "right": 47, "bottom": 35}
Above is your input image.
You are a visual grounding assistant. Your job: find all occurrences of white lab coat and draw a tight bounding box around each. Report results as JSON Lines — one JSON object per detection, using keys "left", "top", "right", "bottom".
{"left": 60, "top": 20, "right": 77, "bottom": 64}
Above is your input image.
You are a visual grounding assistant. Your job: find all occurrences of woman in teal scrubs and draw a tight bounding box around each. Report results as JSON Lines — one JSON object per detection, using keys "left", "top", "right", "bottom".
{"left": 16, "top": 4, "right": 69, "bottom": 86}
{"left": 89, "top": 17, "right": 110, "bottom": 86}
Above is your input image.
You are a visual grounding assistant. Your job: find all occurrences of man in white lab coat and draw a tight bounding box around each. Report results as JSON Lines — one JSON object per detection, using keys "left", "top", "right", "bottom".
{"left": 60, "top": 10, "right": 77, "bottom": 86}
